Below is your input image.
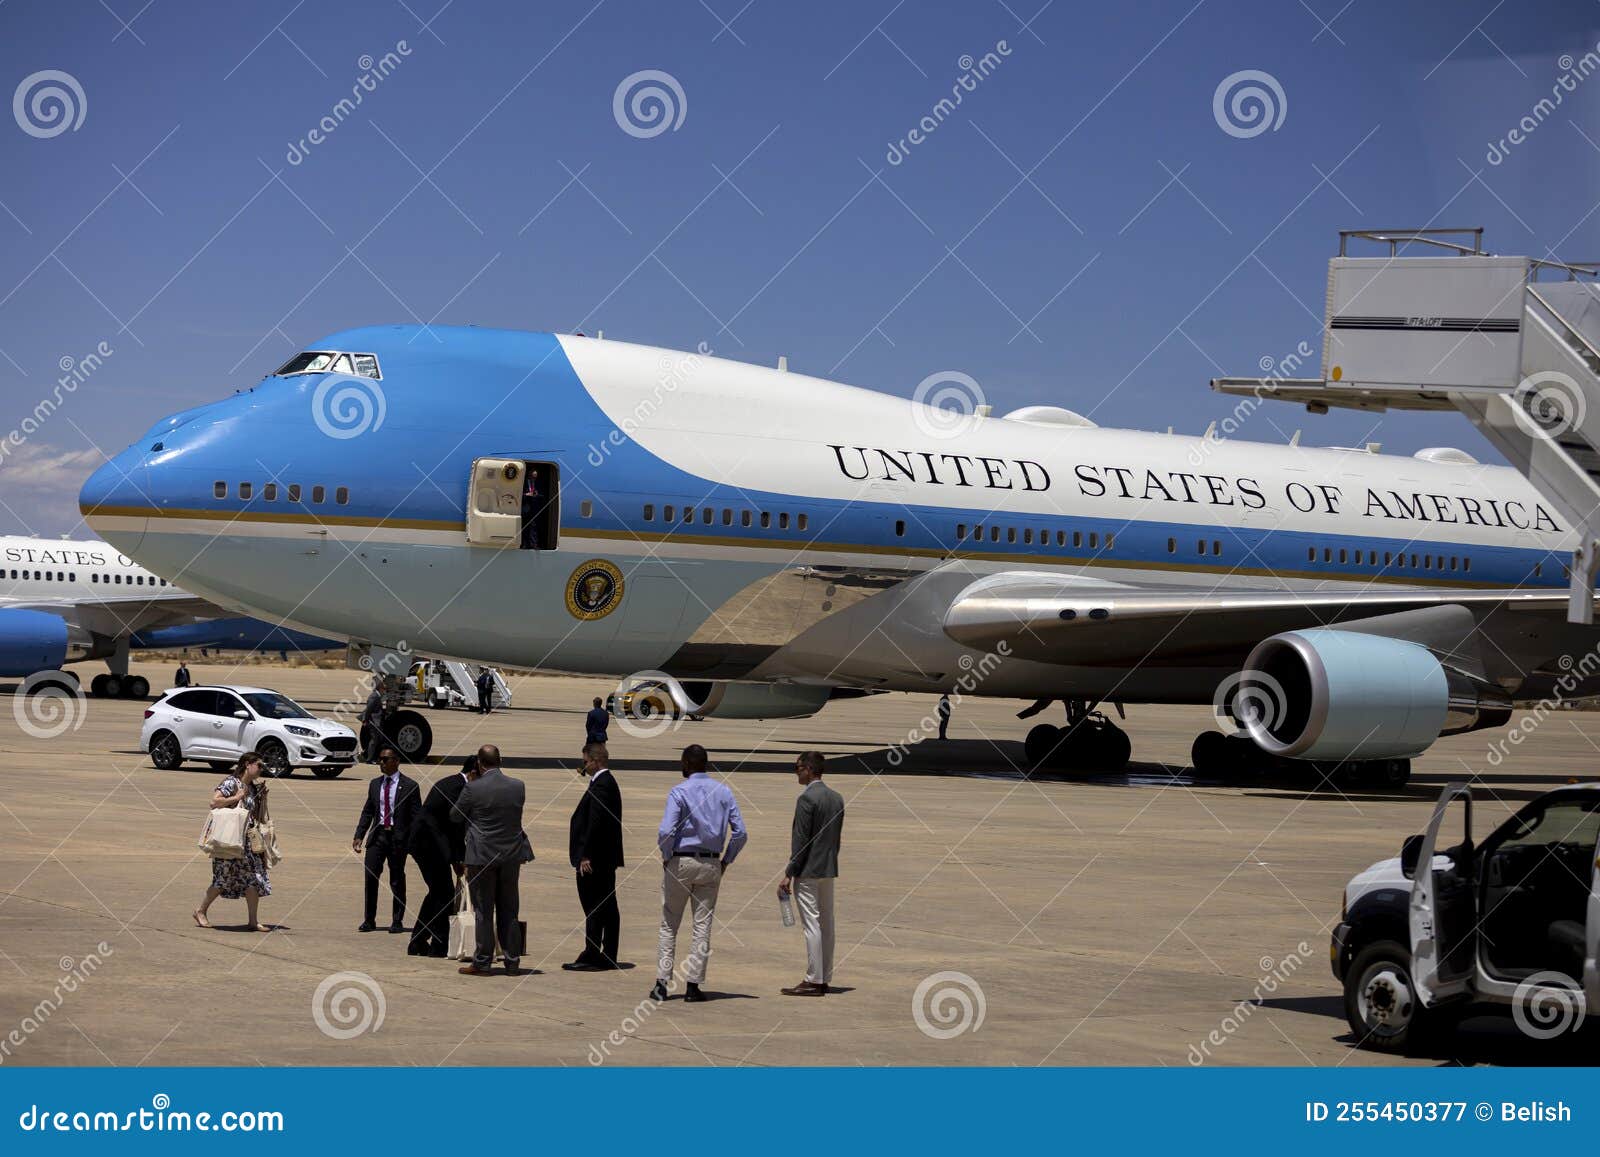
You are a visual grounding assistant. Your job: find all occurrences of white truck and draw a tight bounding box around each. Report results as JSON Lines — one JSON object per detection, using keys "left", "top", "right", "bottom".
{"left": 1334, "top": 781, "right": 1600, "bottom": 1052}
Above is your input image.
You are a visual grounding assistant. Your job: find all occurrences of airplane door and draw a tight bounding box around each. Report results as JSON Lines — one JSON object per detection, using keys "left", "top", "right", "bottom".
{"left": 466, "top": 458, "right": 561, "bottom": 548}
{"left": 467, "top": 458, "right": 525, "bottom": 547}
{"left": 1409, "top": 783, "right": 1476, "bottom": 1004}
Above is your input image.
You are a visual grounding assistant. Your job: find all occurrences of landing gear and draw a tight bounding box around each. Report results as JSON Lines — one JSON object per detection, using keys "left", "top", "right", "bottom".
{"left": 1022, "top": 700, "right": 1131, "bottom": 771}
{"left": 1189, "top": 730, "right": 1412, "bottom": 788}
{"left": 88, "top": 671, "right": 148, "bottom": 699}
{"left": 360, "top": 710, "right": 433, "bottom": 764}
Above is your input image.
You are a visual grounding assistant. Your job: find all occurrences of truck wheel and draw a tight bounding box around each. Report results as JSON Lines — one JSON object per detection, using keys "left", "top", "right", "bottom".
{"left": 1343, "top": 939, "right": 1438, "bottom": 1053}
{"left": 387, "top": 710, "right": 433, "bottom": 763}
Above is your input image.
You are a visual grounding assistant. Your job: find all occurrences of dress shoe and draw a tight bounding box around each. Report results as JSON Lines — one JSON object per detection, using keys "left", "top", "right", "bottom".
{"left": 388, "top": 923, "right": 406, "bottom": 934}
{"left": 684, "top": 983, "right": 707, "bottom": 1003}
{"left": 649, "top": 980, "right": 669, "bottom": 1002}
{"left": 357, "top": 921, "right": 377, "bottom": 932}
{"left": 562, "top": 960, "right": 603, "bottom": 972}
{"left": 458, "top": 964, "right": 493, "bottom": 977}
{"left": 780, "top": 981, "right": 827, "bottom": 996}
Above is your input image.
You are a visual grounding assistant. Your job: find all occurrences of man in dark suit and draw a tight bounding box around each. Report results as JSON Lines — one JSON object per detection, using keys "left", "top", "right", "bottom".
{"left": 585, "top": 697, "right": 609, "bottom": 745}
{"left": 407, "top": 754, "right": 475, "bottom": 957}
{"left": 352, "top": 747, "right": 420, "bottom": 933}
{"left": 476, "top": 667, "right": 495, "bottom": 715}
{"left": 458, "top": 745, "right": 533, "bottom": 976}
{"left": 778, "top": 750, "right": 845, "bottom": 996}
{"left": 565, "top": 741, "right": 624, "bottom": 971}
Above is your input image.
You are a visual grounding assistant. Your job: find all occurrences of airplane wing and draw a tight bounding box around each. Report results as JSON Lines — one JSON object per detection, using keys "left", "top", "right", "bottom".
{"left": 941, "top": 570, "right": 1572, "bottom": 667}
{"left": 0, "top": 592, "right": 217, "bottom": 638}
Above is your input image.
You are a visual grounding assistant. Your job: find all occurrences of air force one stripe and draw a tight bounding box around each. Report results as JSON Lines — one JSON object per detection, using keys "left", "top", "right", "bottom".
{"left": 1330, "top": 315, "right": 1521, "bottom": 333}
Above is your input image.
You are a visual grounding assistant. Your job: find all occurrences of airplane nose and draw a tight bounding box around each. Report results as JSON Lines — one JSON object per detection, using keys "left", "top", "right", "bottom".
{"left": 79, "top": 448, "right": 150, "bottom": 553}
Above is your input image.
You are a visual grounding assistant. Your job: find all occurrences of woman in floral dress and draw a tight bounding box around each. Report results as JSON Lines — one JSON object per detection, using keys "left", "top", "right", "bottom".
{"left": 194, "top": 751, "right": 273, "bottom": 931}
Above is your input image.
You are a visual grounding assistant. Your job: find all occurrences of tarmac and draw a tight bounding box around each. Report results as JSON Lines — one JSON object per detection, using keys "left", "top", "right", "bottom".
{"left": 0, "top": 660, "right": 1595, "bottom": 1067}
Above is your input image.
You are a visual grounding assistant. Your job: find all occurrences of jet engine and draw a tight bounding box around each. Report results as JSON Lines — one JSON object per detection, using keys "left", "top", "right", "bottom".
{"left": 1235, "top": 628, "right": 1511, "bottom": 761}
{"left": 0, "top": 609, "right": 94, "bottom": 677}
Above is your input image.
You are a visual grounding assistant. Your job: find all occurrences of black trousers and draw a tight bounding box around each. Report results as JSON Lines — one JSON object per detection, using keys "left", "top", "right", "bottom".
{"left": 467, "top": 861, "right": 521, "bottom": 968}
{"left": 478, "top": 688, "right": 492, "bottom": 713}
{"left": 938, "top": 715, "right": 949, "bottom": 739}
{"left": 576, "top": 866, "right": 619, "bottom": 964}
{"left": 363, "top": 828, "right": 407, "bottom": 926}
{"left": 408, "top": 850, "right": 455, "bottom": 953}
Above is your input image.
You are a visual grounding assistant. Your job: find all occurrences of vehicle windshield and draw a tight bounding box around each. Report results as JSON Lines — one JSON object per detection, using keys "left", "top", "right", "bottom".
{"left": 273, "top": 350, "right": 381, "bottom": 379}
{"left": 242, "top": 692, "right": 313, "bottom": 720}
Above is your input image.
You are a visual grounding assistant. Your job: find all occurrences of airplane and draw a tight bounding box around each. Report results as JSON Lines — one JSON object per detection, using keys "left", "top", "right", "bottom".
{"left": 0, "top": 535, "right": 339, "bottom": 698}
{"left": 77, "top": 326, "right": 1595, "bottom": 786}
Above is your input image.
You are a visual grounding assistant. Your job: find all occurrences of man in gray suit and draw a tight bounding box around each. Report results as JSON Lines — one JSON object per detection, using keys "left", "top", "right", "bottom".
{"left": 777, "top": 750, "right": 845, "bottom": 996}
{"left": 457, "top": 745, "right": 533, "bottom": 977}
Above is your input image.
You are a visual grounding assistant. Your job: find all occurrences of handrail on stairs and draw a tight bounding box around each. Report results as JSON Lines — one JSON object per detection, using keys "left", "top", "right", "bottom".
{"left": 1525, "top": 284, "right": 1600, "bottom": 373}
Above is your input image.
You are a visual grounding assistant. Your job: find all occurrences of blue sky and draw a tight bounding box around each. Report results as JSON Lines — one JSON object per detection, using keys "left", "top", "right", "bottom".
{"left": 0, "top": 0, "right": 1595, "bottom": 535}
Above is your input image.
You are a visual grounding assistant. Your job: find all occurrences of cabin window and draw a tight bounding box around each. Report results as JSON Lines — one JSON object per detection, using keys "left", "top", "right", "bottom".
{"left": 1198, "top": 540, "right": 1207, "bottom": 556}
{"left": 896, "top": 520, "right": 907, "bottom": 538}
{"left": 239, "top": 482, "right": 253, "bottom": 500}
{"left": 1089, "top": 532, "right": 1100, "bottom": 549}
{"left": 1338, "top": 549, "right": 1347, "bottom": 564}
{"left": 797, "top": 514, "right": 809, "bottom": 531}
{"left": 740, "top": 510, "right": 752, "bottom": 527}
{"left": 1056, "top": 530, "right": 1066, "bottom": 547}
{"left": 580, "top": 500, "right": 593, "bottom": 518}
{"left": 1463, "top": 557, "right": 1471, "bottom": 573}
{"left": 664, "top": 505, "right": 676, "bottom": 522}
{"left": 287, "top": 484, "right": 301, "bottom": 502}
{"left": 1105, "top": 533, "right": 1115, "bottom": 549}
{"left": 1323, "top": 548, "right": 1332, "bottom": 563}
{"left": 1213, "top": 540, "right": 1222, "bottom": 556}
{"left": 722, "top": 509, "right": 733, "bottom": 526}
{"left": 1073, "top": 531, "right": 1083, "bottom": 549}
{"left": 779, "top": 513, "right": 790, "bottom": 530}
{"left": 1368, "top": 550, "right": 1377, "bottom": 565}
{"left": 990, "top": 526, "right": 1000, "bottom": 542}
{"left": 1449, "top": 556, "right": 1458, "bottom": 571}
{"left": 643, "top": 504, "right": 654, "bottom": 521}
{"left": 956, "top": 523, "right": 967, "bottom": 540}
{"left": 1422, "top": 556, "right": 1431, "bottom": 570}
{"left": 1023, "top": 528, "right": 1033, "bottom": 544}
{"left": 1167, "top": 537, "right": 1176, "bottom": 554}
{"left": 1007, "top": 527, "right": 1017, "bottom": 544}
{"left": 312, "top": 485, "right": 325, "bottom": 503}
{"left": 336, "top": 487, "right": 349, "bottom": 505}
{"left": 264, "top": 483, "right": 278, "bottom": 501}
{"left": 1307, "top": 548, "right": 1315, "bottom": 562}
{"left": 760, "top": 512, "right": 771, "bottom": 528}
{"left": 1384, "top": 552, "right": 1392, "bottom": 565}
{"left": 702, "top": 507, "right": 712, "bottom": 524}
{"left": 214, "top": 481, "right": 227, "bottom": 498}
{"left": 1410, "top": 553, "right": 1418, "bottom": 568}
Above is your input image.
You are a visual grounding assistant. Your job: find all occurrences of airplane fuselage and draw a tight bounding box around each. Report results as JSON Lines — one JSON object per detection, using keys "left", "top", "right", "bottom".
{"left": 80, "top": 327, "right": 1573, "bottom": 704}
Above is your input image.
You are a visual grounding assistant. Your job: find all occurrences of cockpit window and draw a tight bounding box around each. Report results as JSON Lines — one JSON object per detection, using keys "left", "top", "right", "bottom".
{"left": 273, "top": 351, "right": 382, "bottom": 379}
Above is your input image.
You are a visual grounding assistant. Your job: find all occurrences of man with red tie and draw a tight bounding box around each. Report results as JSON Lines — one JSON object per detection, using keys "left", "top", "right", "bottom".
{"left": 353, "top": 747, "right": 421, "bottom": 933}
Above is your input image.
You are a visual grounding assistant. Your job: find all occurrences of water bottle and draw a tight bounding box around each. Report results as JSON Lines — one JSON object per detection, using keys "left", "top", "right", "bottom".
{"left": 779, "top": 892, "right": 795, "bottom": 927}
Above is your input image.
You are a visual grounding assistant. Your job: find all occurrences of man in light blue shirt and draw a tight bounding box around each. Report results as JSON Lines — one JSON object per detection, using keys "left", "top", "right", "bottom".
{"left": 652, "top": 744, "right": 747, "bottom": 1003}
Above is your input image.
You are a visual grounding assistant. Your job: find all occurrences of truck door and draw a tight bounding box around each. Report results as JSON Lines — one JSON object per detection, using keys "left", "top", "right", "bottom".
{"left": 1409, "top": 782, "right": 1476, "bottom": 1004}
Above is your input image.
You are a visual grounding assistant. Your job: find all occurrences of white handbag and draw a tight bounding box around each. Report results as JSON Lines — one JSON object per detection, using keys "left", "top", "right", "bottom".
{"left": 199, "top": 807, "right": 248, "bottom": 859}
{"left": 447, "top": 887, "right": 475, "bottom": 960}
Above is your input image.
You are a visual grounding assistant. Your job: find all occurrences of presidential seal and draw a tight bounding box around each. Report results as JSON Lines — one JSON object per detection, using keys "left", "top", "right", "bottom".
{"left": 565, "top": 559, "right": 624, "bottom": 621}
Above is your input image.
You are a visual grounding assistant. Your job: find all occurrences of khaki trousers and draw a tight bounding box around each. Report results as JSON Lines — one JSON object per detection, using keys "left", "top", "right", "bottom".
{"left": 658, "top": 855, "right": 722, "bottom": 984}
{"left": 794, "top": 877, "right": 836, "bottom": 985}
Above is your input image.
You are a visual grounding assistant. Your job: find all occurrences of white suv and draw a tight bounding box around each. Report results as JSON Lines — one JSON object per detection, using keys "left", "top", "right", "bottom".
{"left": 141, "top": 685, "right": 358, "bottom": 778}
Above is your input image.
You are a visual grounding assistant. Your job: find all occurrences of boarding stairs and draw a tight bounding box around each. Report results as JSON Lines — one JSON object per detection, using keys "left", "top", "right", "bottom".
{"left": 1213, "top": 229, "right": 1600, "bottom": 623}
{"left": 434, "top": 659, "right": 512, "bottom": 708}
